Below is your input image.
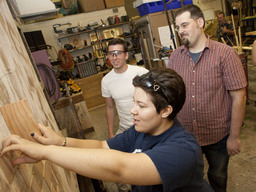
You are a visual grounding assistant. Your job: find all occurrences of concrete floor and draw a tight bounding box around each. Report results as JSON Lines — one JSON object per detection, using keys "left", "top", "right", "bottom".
{"left": 85, "top": 54, "right": 256, "bottom": 192}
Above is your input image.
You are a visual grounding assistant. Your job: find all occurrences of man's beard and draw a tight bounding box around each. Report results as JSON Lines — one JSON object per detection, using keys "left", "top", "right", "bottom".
{"left": 182, "top": 38, "right": 189, "bottom": 46}
{"left": 180, "top": 33, "right": 189, "bottom": 46}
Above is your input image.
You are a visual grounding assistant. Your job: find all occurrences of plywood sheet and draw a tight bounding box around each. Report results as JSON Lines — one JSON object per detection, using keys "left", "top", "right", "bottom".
{"left": 0, "top": 100, "right": 40, "bottom": 186}
{"left": 32, "top": 161, "right": 44, "bottom": 189}
{"left": 0, "top": 153, "right": 17, "bottom": 184}
{"left": 0, "top": 0, "right": 79, "bottom": 191}
{"left": 0, "top": 99, "right": 41, "bottom": 141}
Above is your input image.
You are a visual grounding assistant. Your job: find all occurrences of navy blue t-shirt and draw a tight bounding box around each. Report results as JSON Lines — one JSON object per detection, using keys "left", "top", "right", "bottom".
{"left": 107, "top": 119, "right": 212, "bottom": 192}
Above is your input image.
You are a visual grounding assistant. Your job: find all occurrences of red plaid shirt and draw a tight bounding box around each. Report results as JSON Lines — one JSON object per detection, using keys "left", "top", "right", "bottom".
{"left": 168, "top": 38, "right": 247, "bottom": 146}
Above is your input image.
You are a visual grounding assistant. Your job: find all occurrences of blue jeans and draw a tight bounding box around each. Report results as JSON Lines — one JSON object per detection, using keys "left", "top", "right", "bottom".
{"left": 201, "top": 135, "right": 229, "bottom": 192}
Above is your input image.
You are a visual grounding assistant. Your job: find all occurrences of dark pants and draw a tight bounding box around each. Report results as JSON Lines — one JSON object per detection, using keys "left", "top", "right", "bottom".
{"left": 201, "top": 135, "right": 229, "bottom": 192}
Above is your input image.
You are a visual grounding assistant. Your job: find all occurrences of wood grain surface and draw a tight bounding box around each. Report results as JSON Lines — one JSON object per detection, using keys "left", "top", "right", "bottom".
{"left": 0, "top": 0, "right": 79, "bottom": 191}
{"left": 0, "top": 100, "right": 41, "bottom": 140}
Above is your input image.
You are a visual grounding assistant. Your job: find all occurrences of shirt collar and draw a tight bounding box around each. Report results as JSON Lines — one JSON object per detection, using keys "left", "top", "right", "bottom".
{"left": 179, "top": 35, "right": 211, "bottom": 54}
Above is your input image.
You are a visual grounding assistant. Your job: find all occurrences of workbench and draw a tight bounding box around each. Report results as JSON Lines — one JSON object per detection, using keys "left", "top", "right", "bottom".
{"left": 53, "top": 92, "right": 94, "bottom": 137}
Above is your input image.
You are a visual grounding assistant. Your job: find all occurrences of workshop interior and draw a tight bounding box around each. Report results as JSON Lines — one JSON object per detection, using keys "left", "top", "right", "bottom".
{"left": 0, "top": 0, "right": 255, "bottom": 191}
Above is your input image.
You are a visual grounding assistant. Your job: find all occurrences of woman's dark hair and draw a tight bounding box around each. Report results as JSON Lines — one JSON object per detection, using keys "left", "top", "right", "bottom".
{"left": 133, "top": 68, "right": 186, "bottom": 121}
{"left": 175, "top": 4, "right": 205, "bottom": 27}
{"left": 107, "top": 38, "right": 129, "bottom": 52}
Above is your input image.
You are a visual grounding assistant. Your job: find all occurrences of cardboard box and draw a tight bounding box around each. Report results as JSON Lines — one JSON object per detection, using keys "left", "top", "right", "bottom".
{"left": 78, "top": 0, "right": 105, "bottom": 13}
{"left": 124, "top": 0, "right": 140, "bottom": 18}
{"left": 105, "top": 0, "right": 125, "bottom": 8}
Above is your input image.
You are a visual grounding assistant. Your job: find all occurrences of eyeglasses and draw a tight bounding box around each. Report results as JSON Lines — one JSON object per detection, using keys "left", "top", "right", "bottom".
{"left": 175, "top": 22, "right": 190, "bottom": 32}
{"left": 144, "top": 77, "right": 170, "bottom": 104}
{"left": 174, "top": 18, "right": 199, "bottom": 32}
{"left": 107, "top": 50, "right": 126, "bottom": 58}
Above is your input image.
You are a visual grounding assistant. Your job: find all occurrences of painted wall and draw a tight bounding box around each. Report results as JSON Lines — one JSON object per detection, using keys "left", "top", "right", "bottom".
{"left": 20, "top": 1, "right": 225, "bottom": 61}
{"left": 194, "top": 0, "right": 224, "bottom": 13}
{"left": 21, "top": 6, "right": 128, "bottom": 61}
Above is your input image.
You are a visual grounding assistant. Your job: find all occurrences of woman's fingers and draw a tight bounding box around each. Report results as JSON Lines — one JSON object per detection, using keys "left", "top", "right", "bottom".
{"left": 1, "top": 142, "right": 21, "bottom": 157}
{"left": 12, "top": 155, "right": 39, "bottom": 166}
{"left": 1, "top": 135, "right": 30, "bottom": 156}
{"left": 34, "top": 123, "right": 62, "bottom": 146}
{"left": 1, "top": 137, "right": 45, "bottom": 163}
{"left": 38, "top": 123, "right": 47, "bottom": 136}
{"left": 2, "top": 135, "right": 22, "bottom": 149}
{"left": 31, "top": 131, "right": 47, "bottom": 144}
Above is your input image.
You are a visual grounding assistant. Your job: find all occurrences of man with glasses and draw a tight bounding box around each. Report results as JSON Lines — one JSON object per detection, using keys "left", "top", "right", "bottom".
{"left": 101, "top": 38, "right": 148, "bottom": 192}
{"left": 168, "top": 4, "right": 247, "bottom": 192}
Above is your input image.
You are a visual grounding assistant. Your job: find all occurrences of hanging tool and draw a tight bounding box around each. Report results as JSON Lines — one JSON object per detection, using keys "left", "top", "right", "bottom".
{"left": 101, "top": 19, "right": 106, "bottom": 27}
{"left": 53, "top": 22, "right": 72, "bottom": 34}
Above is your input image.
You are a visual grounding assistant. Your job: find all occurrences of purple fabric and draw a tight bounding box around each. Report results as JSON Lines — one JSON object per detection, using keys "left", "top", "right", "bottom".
{"left": 32, "top": 50, "right": 61, "bottom": 102}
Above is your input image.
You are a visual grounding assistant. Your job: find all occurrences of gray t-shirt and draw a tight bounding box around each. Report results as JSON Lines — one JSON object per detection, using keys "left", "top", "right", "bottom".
{"left": 189, "top": 51, "right": 201, "bottom": 64}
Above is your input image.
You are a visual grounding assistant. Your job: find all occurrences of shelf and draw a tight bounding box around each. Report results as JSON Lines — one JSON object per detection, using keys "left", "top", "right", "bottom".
{"left": 243, "top": 35, "right": 256, "bottom": 38}
{"left": 91, "top": 34, "right": 134, "bottom": 45}
{"left": 119, "top": 34, "right": 135, "bottom": 38}
{"left": 68, "top": 45, "right": 93, "bottom": 53}
{"left": 57, "top": 22, "right": 130, "bottom": 40}
{"left": 58, "top": 29, "right": 95, "bottom": 40}
{"left": 57, "top": 21, "right": 134, "bottom": 63}
{"left": 242, "top": 16, "right": 256, "bottom": 21}
{"left": 97, "top": 22, "right": 130, "bottom": 31}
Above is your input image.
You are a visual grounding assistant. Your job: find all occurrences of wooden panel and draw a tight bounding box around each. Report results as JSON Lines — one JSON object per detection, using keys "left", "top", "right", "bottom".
{"left": 0, "top": 0, "right": 79, "bottom": 191}
{"left": 18, "top": 164, "right": 33, "bottom": 189}
{"left": 53, "top": 93, "right": 85, "bottom": 110}
{"left": 32, "top": 162, "right": 44, "bottom": 189}
{"left": 54, "top": 100, "right": 94, "bottom": 134}
{"left": 75, "top": 71, "right": 109, "bottom": 109}
{"left": 30, "top": 175, "right": 42, "bottom": 192}
{"left": 43, "top": 161, "right": 53, "bottom": 190}
{"left": 0, "top": 153, "right": 17, "bottom": 184}
{"left": 0, "top": 100, "right": 41, "bottom": 140}
{"left": 42, "top": 180, "right": 51, "bottom": 192}
{"left": 10, "top": 169, "right": 30, "bottom": 192}
{"left": 0, "top": 100, "right": 39, "bottom": 187}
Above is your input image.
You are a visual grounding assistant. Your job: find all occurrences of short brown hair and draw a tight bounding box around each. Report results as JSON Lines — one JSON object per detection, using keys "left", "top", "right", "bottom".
{"left": 217, "top": 11, "right": 225, "bottom": 17}
{"left": 175, "top": 4, "right": 205, "bottom": 27}
{"left": 133, "top": 68, "right": 186, "bottom": 121}
{"left": 107, "top": 38, "right": 129, "bottom": 52}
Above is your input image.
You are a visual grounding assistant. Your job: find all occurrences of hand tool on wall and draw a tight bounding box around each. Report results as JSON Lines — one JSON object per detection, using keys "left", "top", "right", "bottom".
{"left": 66, "top": 26, "right": 79, "bottom": 34}
{"left": 53, "top": 22, "right": 72, "bottom": 34}
{"left": 101, "top": 19, "right": 106, "bottom": 27}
